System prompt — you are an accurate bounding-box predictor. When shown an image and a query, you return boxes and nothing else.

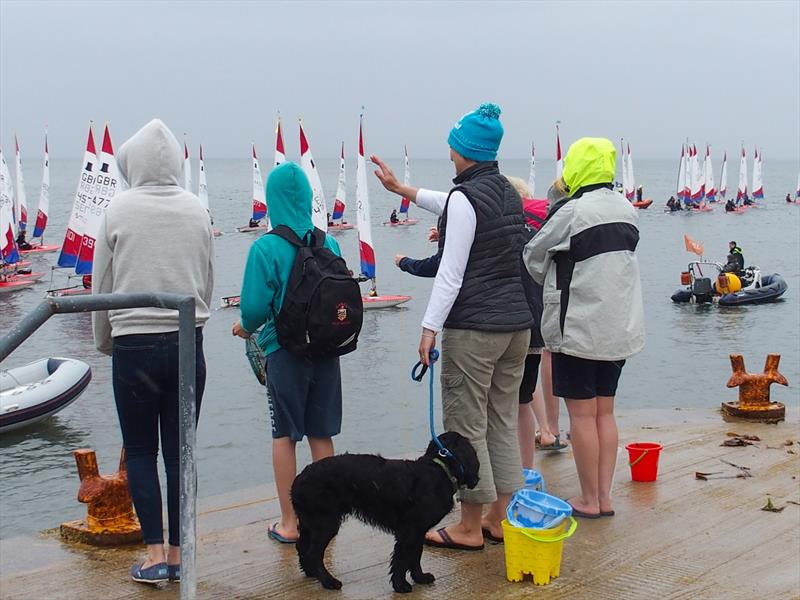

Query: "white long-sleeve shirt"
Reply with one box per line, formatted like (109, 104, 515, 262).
(416, 188, 477, 332)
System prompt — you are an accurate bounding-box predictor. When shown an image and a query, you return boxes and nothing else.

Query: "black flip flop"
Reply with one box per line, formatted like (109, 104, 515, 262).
(600, 510, 615, 517)
(481, 527, 503, 544)
(568, 503, 601, 519)
(424, 527, 484, 551)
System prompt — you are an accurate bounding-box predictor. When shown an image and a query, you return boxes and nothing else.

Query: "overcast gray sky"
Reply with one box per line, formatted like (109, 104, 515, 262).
(1, 1, 798, 160)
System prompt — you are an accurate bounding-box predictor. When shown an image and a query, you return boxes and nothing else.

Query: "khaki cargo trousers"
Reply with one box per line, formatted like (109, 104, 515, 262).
(440, 327, 529, 504)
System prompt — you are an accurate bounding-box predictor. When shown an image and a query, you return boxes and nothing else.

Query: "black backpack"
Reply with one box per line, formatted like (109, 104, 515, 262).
(269, 225, 363, 358)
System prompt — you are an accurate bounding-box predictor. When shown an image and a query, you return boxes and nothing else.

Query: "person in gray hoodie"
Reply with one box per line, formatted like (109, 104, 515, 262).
(92, 118, 214, 584)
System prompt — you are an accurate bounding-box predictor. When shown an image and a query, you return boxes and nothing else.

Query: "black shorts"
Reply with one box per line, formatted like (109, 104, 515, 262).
(551, 353, 625, 400)
(518, 353, 541, 404)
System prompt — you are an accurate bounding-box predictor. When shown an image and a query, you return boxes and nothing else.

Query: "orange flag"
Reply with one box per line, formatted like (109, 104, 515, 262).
(684, 234, 704, 256)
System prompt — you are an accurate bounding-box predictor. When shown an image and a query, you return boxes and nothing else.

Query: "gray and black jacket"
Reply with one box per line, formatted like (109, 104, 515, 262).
(522, 184, 644, 361)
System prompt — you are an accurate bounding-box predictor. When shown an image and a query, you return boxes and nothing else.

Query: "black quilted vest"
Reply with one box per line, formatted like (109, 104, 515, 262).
(438, 162, 533, 332)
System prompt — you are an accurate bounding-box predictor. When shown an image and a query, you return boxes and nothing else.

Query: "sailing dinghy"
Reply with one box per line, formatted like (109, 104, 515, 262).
(197, 144, 222, 236)
(299, 120, 329, 232)
(383, 146, 418, 226)
(329, 143, 354, 231)
(1, 151, 37, 293)
(356, 116, 411, 309)
(24, 130, 59, 253)
(237, 143, 269, 233)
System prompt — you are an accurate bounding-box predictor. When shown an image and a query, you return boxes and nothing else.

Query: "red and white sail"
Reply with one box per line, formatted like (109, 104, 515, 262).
(331, 143, 346, 223)
(0, 148, 19, 265)
(299, 120, 328, 232)
(736, 146, 748, 202)
(690, 144, 704, 203)
(183, 137, 192, 191)
(0, 148, 14, 235)
(32, 130, 50, 239)
(625, 143, 635, 201)
(704, 145, 716, 201)
(555, 124, 563, 180)
(14, 135, 27, 233)
(356, 116, 375, 281)
(274, 117, 286, 167)
(75, 123, 121, 274)
(58, 123, 97, 268)
(683, 144, 691, 202)
(528, 142, 536, 198)
(718, 151, 728, 200)
(197, 144, 209, 211)
(252, 144, 267, 224)
(751, 147, 764, 199)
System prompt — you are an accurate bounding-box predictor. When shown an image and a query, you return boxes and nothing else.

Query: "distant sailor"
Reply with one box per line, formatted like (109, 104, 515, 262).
(249, 218, 260, 228)
(636, 185, 643, 202)
(786, 193, 792, 203)
(725, 198, 737, 212)
(723, 241, 745, 273)
(389, 209, 399, 224)
(15, 230, 32, 250)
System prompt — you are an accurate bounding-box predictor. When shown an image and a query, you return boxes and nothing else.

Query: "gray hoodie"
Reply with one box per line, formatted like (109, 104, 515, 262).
(92, 119, 214, 355)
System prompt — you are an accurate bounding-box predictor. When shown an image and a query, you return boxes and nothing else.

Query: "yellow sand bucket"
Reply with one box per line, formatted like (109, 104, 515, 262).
(501, 516, 577, 585)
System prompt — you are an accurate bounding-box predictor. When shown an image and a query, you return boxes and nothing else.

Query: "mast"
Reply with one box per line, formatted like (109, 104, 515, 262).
(555, 122, 563, 180)
(14, 135, 27, 233)
(399, 145, 411, 220)
(252, 143, 266, 224)
(33, 129, 50, 240)
(356, 113, 377, 295)
(332, 142, 346, 223)
(183, 135, 192, 191)
(528, 142, 535, 198)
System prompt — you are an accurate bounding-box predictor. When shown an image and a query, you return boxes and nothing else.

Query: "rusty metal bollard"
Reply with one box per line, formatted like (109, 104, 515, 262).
(60, 448, 142, 546)
(722, 353, 787, 422)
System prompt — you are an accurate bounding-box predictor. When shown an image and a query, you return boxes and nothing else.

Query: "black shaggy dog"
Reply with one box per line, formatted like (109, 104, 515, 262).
(291, 431, 479, 593)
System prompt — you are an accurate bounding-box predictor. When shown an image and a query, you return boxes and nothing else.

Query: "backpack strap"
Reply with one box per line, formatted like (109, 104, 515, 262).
(310, 227, 326, 248)
(267, 225, 305, 247)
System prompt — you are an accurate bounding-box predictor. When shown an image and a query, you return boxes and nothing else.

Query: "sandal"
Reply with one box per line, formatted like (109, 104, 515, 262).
(481, 527, 503, 544)
(424, 527, 483, 551)
(268, 522, 297, 544)
(538, 434, 568, 451)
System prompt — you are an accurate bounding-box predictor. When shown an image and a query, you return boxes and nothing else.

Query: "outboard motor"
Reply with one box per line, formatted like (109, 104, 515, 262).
(692, 277, 714, 303)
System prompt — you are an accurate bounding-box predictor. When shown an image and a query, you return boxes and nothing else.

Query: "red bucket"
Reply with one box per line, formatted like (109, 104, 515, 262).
(626, 442, 662, 482)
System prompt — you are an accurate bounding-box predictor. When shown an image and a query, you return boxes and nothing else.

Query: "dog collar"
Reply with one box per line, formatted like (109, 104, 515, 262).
(432, 457, 460, 494)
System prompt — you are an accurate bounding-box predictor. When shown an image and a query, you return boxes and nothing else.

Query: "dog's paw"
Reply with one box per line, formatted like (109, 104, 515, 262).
(320, 576, 343, 590)
(412, 571, 435, 585)
(392, 579, 413, 594)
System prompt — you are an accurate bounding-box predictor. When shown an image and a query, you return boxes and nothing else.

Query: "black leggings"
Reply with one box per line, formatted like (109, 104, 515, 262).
(112, 329, 206, 546)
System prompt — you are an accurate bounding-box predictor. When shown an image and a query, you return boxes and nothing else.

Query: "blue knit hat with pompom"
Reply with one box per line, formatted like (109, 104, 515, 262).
(447, 103, 504, 162)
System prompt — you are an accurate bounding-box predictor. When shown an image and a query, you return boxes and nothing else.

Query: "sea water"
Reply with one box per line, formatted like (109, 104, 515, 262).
(1, 156, 798, 538)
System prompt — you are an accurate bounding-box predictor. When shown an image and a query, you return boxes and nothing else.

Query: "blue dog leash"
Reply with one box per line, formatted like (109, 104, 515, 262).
(411, 348, 452, 459)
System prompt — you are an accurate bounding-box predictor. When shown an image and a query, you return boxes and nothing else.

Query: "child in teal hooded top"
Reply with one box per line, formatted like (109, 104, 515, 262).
(237, 162, 341, 355)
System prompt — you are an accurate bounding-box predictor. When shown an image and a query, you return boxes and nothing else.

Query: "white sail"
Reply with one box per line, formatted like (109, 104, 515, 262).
(198, 144, 209, 211)
(676, 144, 686, 200)
(299, 120, 328, 232)
(356, 116, 375, 283)
(0, 149, 14, 237)
(626, 144, 635, 200)
(14, 135, 27, 233)
(620, 139, 628, 195)
(32, 131, 50, 239)
(528, 142, 536, 198)
(57, 123, 97, 268)
(0, 149, 18, 265)
(183, 137, 192, 191)
(704, 146, 716, 200)
(737, 146, 748, 202)
(75, 123, 122, 274)
(719, 152, 728, 200)
(752, 147, 764, 199)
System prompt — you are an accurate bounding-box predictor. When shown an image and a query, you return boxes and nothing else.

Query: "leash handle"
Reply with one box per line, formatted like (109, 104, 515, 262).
(411, 348, 440, 381)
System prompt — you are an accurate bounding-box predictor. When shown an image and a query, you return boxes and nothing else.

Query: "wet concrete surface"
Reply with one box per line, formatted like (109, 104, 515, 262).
(1, 412, 798, 599)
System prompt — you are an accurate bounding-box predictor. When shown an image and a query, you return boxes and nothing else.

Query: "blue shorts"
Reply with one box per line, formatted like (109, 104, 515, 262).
(265, 348, 342, 441)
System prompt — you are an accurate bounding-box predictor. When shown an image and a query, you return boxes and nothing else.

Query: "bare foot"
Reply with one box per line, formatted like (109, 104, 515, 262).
(598, 496, 614, 514)
(424, 524, 482, 548)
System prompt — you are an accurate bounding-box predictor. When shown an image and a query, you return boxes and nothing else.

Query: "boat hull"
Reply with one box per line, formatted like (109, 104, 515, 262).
(718, 274, 787, 306)
(632, 199, 653, 209)
(0, 278, 36, 294)
(362, 295, 411, 309)
(382, 219, 419, 227)
(328, 223, 355, 231)
(1, 357, 92, 433)
(237, 225, 269, 233)
(20, 244, 60, 254)
(220, 295, 240, 308)
(46, 286, 92, 297)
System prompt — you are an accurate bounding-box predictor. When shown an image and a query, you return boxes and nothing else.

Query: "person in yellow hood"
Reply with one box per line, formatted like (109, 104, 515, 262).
(523, 137, 644, 519)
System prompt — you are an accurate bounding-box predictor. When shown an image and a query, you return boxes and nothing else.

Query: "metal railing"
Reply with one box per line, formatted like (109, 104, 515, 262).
(0, 293, 198, 600)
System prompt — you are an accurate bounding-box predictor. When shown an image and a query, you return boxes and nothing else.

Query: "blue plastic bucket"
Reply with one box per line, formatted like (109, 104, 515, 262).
(522, 468, 545, 492)
(507, 489, 572, 530)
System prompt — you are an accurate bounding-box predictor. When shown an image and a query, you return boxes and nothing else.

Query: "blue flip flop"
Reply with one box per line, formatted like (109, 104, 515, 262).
(268, 522, 297, 544)
(131, 562, 168, 584)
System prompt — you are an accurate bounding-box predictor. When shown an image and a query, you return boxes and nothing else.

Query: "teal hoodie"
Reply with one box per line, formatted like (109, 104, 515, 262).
(239, 162, 341, 355)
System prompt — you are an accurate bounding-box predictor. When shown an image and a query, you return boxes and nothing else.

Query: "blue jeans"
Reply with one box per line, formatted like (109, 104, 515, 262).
(112, 329, 206, 546)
